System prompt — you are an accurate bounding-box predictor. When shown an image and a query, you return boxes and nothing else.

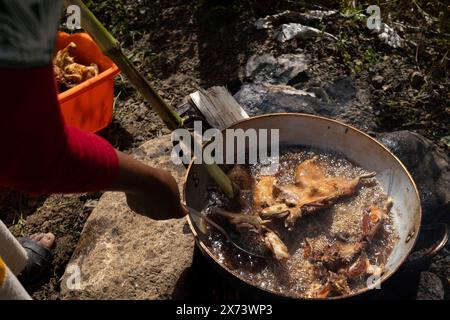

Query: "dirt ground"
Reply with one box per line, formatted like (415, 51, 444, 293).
(0, 0, 448, 299)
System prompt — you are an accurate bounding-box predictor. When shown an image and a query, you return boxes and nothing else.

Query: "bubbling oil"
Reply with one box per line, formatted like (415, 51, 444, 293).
(205, 146, 398, 298)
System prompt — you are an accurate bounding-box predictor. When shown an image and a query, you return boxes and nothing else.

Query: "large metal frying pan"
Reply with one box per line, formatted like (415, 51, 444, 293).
(183, 113, 443, 299)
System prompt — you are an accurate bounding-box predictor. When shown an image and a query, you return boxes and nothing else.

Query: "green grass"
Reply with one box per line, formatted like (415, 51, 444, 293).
(85, 0, 131, 41)
(7, 193, 28, 236)
(9, 213, 27, 237)
(337, 34, 380, 74)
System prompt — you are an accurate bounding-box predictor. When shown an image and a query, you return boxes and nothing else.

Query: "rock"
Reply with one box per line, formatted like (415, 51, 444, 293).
(371, 75, 384, 89)
(323, 76, 356, 103)
(441, 136, 450, 149)
(275, 23, 338, 42)
(254, 10, 338, 30)
(83, 199, 98, 210)
(60, 134, 194, 300)
(304, 10, 339, 21)
(234, 82, 323, 116)
(417, 272, 445, 300)
(255, 10, 293, 30)
(234, 77, 377, 131)
(410, 71, 425, 89)
(245, 53, 308, 85)
(371, 22, 405, 49)
(376, 131, 450, 223)
(429, 240, 450, 292)
(351, 11, 404, 48)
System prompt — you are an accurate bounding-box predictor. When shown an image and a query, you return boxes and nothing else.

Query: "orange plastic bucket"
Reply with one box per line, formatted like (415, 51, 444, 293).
(56, 32, 120, 133)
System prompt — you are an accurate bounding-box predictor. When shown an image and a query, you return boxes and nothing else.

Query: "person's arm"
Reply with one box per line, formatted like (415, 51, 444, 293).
(0, 1, 185, 220)
(0, 65, 185, 220)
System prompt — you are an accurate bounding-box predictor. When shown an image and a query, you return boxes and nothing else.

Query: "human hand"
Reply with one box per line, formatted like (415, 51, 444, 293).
(125, 168, 187, 220)
(110, 151, 187, 220)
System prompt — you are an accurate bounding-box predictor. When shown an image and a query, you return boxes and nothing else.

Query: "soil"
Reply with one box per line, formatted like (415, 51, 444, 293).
(0, 0, 448, 299)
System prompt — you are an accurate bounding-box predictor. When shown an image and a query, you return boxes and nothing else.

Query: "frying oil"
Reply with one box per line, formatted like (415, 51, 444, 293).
(205, 147, 398, 298)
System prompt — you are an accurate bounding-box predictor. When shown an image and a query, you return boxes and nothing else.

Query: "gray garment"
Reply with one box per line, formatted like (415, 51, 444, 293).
(0, 220, 31, 300)
(0, 220, 27, 275)
(0, 266, 32, 300)
(0, 0, 64, 68)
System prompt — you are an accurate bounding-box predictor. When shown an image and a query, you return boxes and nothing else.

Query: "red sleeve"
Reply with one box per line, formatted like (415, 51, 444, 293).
(0, 66, 119, 195)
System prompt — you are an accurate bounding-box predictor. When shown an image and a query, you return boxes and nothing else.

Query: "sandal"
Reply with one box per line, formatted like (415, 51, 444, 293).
(17, 237, 53, 289)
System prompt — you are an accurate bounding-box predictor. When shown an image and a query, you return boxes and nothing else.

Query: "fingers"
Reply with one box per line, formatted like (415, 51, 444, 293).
(125, 192, 187, 220)
(28, 232, 56, 249)
(29, 233, 44, 241)
(40, 233, 56, 248)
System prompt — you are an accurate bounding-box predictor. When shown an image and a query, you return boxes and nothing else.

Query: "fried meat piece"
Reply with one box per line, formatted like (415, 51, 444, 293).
(260, 156, 375, 228)
(253, 176, 277, 209)
(53, 42, 99, 90)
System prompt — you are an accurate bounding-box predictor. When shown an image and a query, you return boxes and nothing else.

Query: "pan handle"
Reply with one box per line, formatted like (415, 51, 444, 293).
(405, 223, 449, 270)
